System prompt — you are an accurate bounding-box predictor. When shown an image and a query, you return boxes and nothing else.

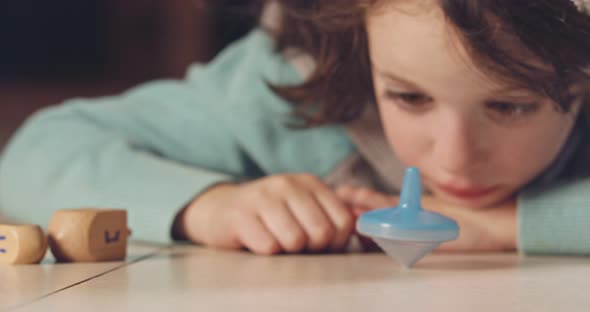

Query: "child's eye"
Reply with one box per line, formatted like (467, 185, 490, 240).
(384, 90, 432, 110)
(485, 101, 541, 123)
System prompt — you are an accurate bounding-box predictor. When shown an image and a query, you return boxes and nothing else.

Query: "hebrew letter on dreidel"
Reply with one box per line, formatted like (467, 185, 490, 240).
(104, 230, 120, 244)
(48, 209, 130, 262)
(0, 224, 48, 265)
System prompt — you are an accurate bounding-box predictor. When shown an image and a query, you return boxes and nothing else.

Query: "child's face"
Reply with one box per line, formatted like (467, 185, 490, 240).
(366, 2, 579, 208)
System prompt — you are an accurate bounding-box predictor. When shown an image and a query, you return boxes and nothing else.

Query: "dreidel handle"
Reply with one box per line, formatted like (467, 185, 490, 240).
(399, 167, 423, 212)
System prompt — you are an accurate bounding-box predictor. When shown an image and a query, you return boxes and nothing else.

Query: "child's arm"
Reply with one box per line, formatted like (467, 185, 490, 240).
(0, 80, 236, 244)
(518, 179, 590, 255)
(0, 29, 353, 246)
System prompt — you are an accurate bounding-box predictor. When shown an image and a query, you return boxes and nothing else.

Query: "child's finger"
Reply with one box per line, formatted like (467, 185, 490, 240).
(335, 185, 357, 203)
(235, 214, 282, 255)
(352, 187, 396, 208)
(286, 190, 336, 252)
(352, 206, 369, 218)
(337, 185, 397, 209)
(258, 202, 308, 253)
(311, 185, 356, 252)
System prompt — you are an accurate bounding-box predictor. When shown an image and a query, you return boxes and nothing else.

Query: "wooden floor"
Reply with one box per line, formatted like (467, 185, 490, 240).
(2, 244, 590, 312)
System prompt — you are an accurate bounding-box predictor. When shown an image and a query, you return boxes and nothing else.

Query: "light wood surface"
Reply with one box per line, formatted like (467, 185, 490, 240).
(5, 244, 590, 312)
(0, 244, 162, 311)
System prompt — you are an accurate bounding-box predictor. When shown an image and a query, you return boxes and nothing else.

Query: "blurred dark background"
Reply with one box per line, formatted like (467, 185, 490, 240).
(0, 0, 260, 147)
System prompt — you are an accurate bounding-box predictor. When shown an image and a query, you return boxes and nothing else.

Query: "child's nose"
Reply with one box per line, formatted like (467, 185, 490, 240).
(432, 117, 484, 175)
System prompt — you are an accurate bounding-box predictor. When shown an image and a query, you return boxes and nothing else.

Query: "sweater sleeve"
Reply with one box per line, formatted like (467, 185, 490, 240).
(0, 29, 300, 244)
(518, 178, 590, 255)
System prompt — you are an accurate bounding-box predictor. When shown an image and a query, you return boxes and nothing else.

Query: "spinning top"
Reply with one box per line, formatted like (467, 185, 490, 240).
(356, 167, 459, 268)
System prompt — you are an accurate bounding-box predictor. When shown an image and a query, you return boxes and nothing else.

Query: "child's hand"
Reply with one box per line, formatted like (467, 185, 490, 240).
(179, 174, 356, 255)
(335, 186, 517, 252)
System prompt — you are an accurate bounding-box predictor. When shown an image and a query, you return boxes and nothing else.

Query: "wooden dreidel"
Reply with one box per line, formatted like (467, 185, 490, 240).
(0, 224, 48, 265)
(48, 209, 130, 262)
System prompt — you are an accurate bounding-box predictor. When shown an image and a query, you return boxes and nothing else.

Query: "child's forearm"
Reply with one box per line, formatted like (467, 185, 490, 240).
(417, 196, 517, 252)
(518, 179, 590, 255)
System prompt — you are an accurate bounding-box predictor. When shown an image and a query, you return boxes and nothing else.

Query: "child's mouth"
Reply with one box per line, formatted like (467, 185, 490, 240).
(435, 183, 499, 199)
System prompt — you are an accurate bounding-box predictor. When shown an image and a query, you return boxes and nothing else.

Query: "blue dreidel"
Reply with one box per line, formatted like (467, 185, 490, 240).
(356, 167, 459, 268)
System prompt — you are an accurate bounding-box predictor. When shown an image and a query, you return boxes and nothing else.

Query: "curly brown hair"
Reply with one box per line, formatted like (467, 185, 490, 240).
(264, 0, 590, 126)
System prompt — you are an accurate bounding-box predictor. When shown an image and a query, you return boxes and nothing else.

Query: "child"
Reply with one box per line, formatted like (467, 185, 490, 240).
(0, 0, 589, 256)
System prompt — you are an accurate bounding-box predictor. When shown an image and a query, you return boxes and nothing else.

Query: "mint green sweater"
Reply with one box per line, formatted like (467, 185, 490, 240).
(1, 29, 589, 255)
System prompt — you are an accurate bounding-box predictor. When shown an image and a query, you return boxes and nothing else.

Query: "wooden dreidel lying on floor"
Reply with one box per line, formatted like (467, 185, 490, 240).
(48, 209, 130, 262)
(357, 167, 460, 269)
(0, 224, 48, 264)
